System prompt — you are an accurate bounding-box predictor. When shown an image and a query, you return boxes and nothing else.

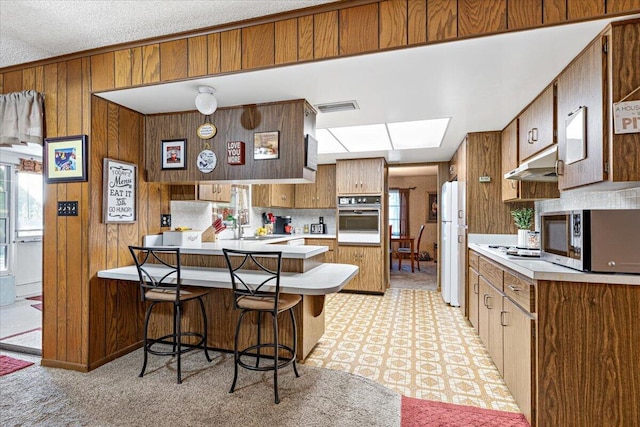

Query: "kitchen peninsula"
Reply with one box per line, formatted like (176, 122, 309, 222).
(97, 237, 357, 363)
(469, 243, 640, 426)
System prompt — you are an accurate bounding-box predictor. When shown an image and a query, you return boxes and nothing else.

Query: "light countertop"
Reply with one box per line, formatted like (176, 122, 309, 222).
(470, 243, 640, 285)
(97, 262, 358, 295)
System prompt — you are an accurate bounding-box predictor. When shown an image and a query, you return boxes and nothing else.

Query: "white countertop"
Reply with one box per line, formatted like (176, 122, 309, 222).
(97, 262, 358, 295)
(469, 243, 640, 285)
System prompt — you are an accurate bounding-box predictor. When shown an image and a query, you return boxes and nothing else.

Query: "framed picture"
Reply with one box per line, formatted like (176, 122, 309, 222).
(427, 192, 438, 222)
(253, 131, 279, 160)
(44, 134, 88, 183)
(161, 139, 186, 169)
(103, 158, 137, 223)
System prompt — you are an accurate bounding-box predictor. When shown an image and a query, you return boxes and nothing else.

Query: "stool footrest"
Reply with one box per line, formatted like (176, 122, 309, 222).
(237, 343, 296, 372)
(146, 332, 207, 357)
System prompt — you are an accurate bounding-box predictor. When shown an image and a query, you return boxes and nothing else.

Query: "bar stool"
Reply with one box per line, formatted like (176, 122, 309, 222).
(128, 245, 212, 384)
(222, 248, 301, 404)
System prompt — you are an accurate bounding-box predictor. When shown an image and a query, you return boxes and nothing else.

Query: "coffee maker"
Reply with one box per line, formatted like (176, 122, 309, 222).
(274, 216, 292, 234)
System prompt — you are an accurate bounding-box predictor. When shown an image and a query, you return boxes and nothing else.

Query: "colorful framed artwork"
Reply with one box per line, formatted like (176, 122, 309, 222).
(161, 139, 186, 169)
(253, 131, 279, 160)
(44, 134, 88, 183)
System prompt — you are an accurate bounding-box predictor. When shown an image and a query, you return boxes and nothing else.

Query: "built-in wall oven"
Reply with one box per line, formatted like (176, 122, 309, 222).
(337, 195, 381, 244)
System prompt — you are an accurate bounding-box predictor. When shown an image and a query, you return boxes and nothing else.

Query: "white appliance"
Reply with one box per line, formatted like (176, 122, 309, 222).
(441, 181, 460, 306)
(337, 195, 382, 244)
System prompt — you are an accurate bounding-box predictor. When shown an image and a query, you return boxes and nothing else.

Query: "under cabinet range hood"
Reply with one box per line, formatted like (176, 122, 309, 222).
(504, 145, 558, 182)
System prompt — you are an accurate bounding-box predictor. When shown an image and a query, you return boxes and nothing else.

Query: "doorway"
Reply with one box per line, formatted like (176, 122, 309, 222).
(0, 156, 43, 355)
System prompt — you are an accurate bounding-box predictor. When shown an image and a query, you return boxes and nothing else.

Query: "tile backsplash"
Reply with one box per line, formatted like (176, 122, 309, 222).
(535, 185, 640, 227)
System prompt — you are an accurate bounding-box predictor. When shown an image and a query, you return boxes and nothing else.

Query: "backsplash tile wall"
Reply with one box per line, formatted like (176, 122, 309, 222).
(250, 208, 336, 234)
(535, 186, 640, 227)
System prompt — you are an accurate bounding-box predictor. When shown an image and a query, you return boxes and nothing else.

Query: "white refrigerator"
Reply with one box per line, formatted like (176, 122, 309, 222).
(441, 181, 460, 306)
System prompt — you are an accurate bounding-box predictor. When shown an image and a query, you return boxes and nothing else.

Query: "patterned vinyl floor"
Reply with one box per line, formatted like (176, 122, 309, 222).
(303, 288, 520, 413)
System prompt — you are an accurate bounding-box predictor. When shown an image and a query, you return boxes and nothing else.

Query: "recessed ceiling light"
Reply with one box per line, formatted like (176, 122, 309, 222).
(329, 124, 391, 152)
(387, 118, 450, 149)
(316, 129, 347, 153)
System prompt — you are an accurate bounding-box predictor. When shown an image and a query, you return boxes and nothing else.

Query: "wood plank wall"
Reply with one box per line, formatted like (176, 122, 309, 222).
(1, 0, 638, 370)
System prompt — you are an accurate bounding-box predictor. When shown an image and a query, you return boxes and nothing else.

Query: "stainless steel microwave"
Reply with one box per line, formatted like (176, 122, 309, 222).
(540, 209, 640, 273)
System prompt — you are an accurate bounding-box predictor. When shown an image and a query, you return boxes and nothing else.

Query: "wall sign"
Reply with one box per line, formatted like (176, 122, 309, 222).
(103, 158, 137, 223)
(613, 100, 640, 134)
(227, 141, 245, 165)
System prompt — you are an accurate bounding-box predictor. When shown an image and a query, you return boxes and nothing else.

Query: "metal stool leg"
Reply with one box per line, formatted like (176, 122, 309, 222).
(289, 308, 299, 378)
(255, 311, 262, 368)
(229, 310, 246, 394)
(197, 297, 212, 362)
(139, 303, 154, 378)
(272, 312, 280, 404)
(176, 303, 182, 384)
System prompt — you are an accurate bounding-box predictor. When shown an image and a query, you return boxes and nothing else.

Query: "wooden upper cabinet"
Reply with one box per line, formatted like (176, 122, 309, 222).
(518, 84, 556, 162)
(160, 39, 188, 81)
(336, 158, 385, 194)
(502, 119, 559, 201)
(295, 164, 336, 208)
(242, 23, 275, 69)
(458, 0, 507, 37)
(339, 3, 379, 56)
(501, 119, 520, 201)
(556, 35, 606, 190)
(252, 183, 295, 208)
(170, 183, 231, 203)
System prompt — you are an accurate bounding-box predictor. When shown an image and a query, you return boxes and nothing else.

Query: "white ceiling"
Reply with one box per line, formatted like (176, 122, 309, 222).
(1, 1, 636, 173)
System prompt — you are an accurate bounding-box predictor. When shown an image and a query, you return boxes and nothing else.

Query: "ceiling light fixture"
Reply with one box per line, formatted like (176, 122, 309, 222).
(195, 85, 218, 115)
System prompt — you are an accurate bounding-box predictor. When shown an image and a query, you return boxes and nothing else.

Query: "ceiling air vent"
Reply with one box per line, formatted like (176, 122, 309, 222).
(315, 100, 359, 113)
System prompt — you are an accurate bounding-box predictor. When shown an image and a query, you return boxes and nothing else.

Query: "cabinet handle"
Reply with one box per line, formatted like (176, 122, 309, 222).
(458, 209, 463, 219)
(508, 285, 522, 292)
(555, 159, 564, 176)
(457, 235, 463, 243)
(500, 310, 507, 327)
(510, 181, 516, 189)
(527, 130, 532, 144)
(531, 127, 538, 142)
(473, 283, 479, 294)
(483, 294, 490, 308)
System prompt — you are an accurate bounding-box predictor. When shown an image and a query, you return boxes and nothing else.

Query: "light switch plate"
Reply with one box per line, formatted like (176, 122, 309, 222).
(479, 176, 491, 183)
(161, 214, 171, 227)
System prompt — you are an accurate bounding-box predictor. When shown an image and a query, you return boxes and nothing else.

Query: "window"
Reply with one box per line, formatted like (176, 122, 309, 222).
(16, 171, 43, 239)
(0, 165, 10, 272)
(389, 189, 400, 237)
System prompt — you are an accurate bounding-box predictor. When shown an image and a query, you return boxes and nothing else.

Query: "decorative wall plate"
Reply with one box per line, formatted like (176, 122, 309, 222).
(197, 149, 217, 173)
(197, 123, 217, 139)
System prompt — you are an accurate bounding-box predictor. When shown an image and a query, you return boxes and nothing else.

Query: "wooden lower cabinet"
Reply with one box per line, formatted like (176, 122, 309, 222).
(468, 267, 480, 330)
(479, 277, 504, 375)
(306, 238, 336, 263)
(503, 296, 535, 425)
(337, 245, 384, 293)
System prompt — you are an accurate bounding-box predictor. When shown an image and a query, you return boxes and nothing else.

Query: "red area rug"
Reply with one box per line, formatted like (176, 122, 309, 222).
(26, 295, 42, 301)
(401, 396, 530, 427)
(0, 355, 34, 376)
(31, 303, 43, 311)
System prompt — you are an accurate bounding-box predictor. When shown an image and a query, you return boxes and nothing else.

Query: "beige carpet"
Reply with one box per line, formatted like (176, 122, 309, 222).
(390, 260, 437, 291)
(0, 348, 400, 427)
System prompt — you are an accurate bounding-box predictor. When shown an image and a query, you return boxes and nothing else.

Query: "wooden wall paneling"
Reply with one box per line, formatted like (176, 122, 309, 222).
(221, 29, 242, 72)
(427, 0, 457, 41)
(567, 0, 605, 19)
(22, 67, 35, 89)
(57, 61, 68, 141)
(160, 39, 188, 81)
(543, 0, 568, 23)
(0, 73, 4, 92)
(114, 49, 132, 88)
(55, 181, 68, 361)
(80, 57, 91, 365)
(408, 0, 428, 44)
(130, 47, 143, 87)
(339, 3, 379, 55)
(242, 23, 275, 69)
(207, 33, 221, 75)
(188, 35, 208, 77)
(65, 58, 85, 364)
(380, 0, 408, 48)
(89, 96, 109, 363)
(3, 70, 22, 92)
(314, 11, 339, 59)
(508, 0, 543, 29)
(611, 21, 640, 181)
(607, 0, 640, 13)
(89, 53, 114, 92)
(142, 44, 160, 84)
(458, 0, 507, 37)
(275, 18, 299, 64)
(298, 15, 314, 61)
(42, 63, 58, 362)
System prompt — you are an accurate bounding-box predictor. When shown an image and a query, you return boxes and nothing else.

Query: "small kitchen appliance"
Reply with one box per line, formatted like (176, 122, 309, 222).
(310, 216, 327, 234)
(274, 216, 292, 234)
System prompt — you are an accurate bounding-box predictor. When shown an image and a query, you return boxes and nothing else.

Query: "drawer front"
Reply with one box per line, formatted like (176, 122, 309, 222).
(504, 270, 534, 313)
(306, 238, 336, 251)
(469, 250, 480, 271)
(479, 257, 503, 291)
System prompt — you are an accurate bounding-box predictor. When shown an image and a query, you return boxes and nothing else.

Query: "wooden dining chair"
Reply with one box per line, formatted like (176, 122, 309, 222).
(397, 224, 425, 271)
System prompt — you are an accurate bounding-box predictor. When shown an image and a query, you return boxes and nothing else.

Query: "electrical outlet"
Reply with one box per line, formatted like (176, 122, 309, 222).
(161, 214, 171, 227)
(479, 176, 491, 183)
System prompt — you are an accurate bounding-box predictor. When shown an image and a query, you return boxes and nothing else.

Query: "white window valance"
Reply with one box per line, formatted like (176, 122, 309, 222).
(0, 90, 44, 146)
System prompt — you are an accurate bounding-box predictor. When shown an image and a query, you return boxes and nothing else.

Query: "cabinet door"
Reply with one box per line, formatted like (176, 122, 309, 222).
(338, 246, 362, 290)
(478, 277, 492, 351)
(468, 267, 480, 332)
(503, 297, 535, 426)
(336, 159, 384, 195)
(556, 36, 606, 190)
(519, 84, 555, 161)
(316, 164, 336, 208)
(272, 184, 294, 208)
(336, 160, 360, 194)
(502, 119, 520, 201)
(198, 184, 231, 202)
(360, 158, 384, 194)
(487, 283, 504, 375)
(338, 246, 383, 293)
(294, 182, 315, 208)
